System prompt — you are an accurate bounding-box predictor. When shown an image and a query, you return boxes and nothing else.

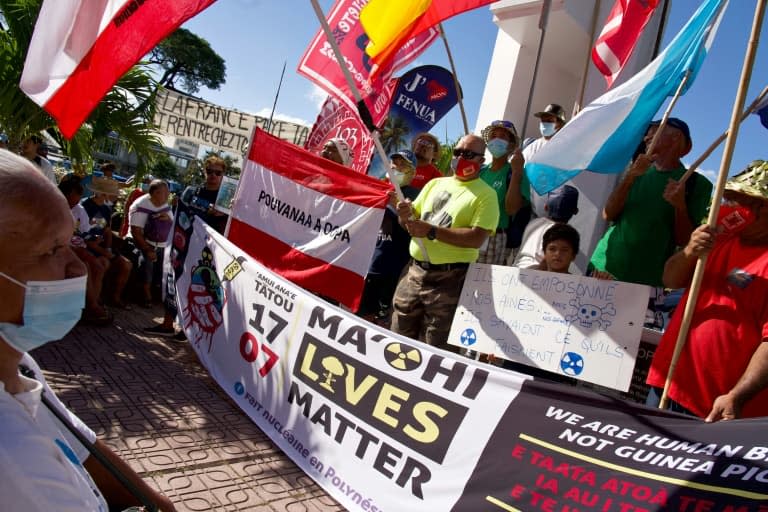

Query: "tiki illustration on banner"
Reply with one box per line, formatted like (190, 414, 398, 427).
(369, 65, 460, 178)
(183, 246, 226, 352)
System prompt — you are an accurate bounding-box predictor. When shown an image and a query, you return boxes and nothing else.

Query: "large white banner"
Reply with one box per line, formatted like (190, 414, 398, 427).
(176, 219, 768, 512)
(448, 264, 649, 391)
(154, 89, 310, 153)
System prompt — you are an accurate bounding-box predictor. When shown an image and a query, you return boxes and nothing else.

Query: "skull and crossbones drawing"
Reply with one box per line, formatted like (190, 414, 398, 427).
(567, 297, 616, 331)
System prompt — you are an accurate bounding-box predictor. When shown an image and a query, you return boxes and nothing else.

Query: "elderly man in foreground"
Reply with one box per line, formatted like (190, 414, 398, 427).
(0, 150, 176, 511)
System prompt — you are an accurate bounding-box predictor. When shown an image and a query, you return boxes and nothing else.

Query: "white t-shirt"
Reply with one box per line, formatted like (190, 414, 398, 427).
(0, 354, 107, 511)
(70, 204, 90, 235)
(36, 156, 57, 184)
(513, 217, 580, 274)
(128, 194, 174, 247)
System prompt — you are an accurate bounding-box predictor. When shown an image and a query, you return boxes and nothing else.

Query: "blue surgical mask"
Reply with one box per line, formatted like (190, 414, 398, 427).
(487, 138, 510, 158)
(0, 272, 86, 353)
(540, 122, 557, 137)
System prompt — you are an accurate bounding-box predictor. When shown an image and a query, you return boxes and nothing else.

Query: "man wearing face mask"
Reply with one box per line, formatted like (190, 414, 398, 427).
(589, 118, 712, 287)
(507, 104, 568, 220)
(646, 160, 768, 421)
(390, 134, 499, 352)
(477, 120, 522, 264)
(0, 150, 176, 511)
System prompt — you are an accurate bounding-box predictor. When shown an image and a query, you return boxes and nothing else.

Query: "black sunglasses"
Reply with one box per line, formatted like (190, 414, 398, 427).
(205, 168, 224, 176)
(453, 148, 483, 160)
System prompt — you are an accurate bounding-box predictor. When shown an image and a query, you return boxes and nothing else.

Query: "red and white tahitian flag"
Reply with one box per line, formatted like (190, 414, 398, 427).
(591, 0, 660, 88)
(227, 129, 391, 310)
(20, 0, 216, 139)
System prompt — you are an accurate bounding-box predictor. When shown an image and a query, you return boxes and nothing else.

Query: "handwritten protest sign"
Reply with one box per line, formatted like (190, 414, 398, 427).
(449, 264, 649, 391)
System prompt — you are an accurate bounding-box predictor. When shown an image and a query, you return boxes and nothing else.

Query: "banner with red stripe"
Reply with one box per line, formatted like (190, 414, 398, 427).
(21, 0, 215, 138)
(227, 129, 391, 310)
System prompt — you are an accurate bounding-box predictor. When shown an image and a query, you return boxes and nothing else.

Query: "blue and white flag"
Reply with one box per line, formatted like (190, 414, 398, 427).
(526, 0, 728, 195)
(754, 91, 768, 129)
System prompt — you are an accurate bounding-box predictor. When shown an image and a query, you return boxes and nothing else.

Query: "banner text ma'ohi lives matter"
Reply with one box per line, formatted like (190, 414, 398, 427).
(177, 220, 768, 512)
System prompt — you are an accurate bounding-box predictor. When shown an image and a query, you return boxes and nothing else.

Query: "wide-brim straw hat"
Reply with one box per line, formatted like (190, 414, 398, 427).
(725, 160, 768, 200)
(88, 176, 120, 196)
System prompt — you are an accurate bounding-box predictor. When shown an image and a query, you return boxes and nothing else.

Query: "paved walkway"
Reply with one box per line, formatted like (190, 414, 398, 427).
(32, 305, 343, 512)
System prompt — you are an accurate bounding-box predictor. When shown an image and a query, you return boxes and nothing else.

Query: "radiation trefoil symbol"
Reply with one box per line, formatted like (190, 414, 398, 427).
(560, 352, 584, 376)
(460, 328, 477, 346)
(384, 343, 422, 371)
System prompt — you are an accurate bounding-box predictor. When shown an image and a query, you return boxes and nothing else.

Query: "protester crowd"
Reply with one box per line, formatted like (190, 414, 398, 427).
(0, 111, 765, 510)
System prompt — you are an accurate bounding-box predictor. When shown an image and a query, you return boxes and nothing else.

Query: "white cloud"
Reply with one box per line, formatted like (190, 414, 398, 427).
(698, 168, 718, 183)
(307, 84, 328, 110)
(250, 108, 311, 127)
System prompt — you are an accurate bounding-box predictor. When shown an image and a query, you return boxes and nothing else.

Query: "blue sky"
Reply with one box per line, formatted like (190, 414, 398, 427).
(182, 0, 767, 180)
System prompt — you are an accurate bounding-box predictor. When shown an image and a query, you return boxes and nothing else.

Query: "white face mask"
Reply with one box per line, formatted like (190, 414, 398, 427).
(540, 122, 557, 137)
(0, 272, 86, 352)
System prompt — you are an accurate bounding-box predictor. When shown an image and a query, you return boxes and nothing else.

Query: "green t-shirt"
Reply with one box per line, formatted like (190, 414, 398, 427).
(590, 166, 713, 287)
(410, 176, 499, 264)
(479, 162, 511, 230)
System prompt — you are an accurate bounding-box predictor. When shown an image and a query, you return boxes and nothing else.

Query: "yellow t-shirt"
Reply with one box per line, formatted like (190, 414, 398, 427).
(409, 176, 499, 263)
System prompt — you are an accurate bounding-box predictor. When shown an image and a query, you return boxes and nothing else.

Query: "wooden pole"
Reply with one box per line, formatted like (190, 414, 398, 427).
(308, 0, 431, 260)
(573, 0, 602, 117)
(678, 86, 768, 184)
(438, 23, 470, 135)
(521, 0, 552, 139)
(660, 0, 766, 410)
(644, 70, 690, 156)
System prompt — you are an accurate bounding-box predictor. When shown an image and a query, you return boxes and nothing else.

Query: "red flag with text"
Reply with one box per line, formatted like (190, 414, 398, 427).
(360, 0, 496, 74)
(591, 0, 660, 88)
(228, 129, 391, 310)
(298, 0, 437, 128)
(20, 0, 215, 138)
(305, 96, 378, 174)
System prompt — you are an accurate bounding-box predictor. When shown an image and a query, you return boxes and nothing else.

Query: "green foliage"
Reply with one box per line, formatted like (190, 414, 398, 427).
(0, 0, 161, 170)
(150, 154, 180, 180)
(436, 138, 458, 176)
(379, 116, 410, 154)
(149, 28, 226, 94)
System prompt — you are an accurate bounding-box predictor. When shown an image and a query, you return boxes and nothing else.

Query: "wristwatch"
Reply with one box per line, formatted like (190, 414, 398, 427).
(427, 226, 438, 241)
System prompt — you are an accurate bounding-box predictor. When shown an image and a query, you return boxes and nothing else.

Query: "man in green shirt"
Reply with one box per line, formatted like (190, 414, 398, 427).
(590, 118, 712, 287)
(477, 120, 521, 265)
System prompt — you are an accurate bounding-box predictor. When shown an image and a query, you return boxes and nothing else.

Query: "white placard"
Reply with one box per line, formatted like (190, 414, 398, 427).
(448, 264, 649, 391)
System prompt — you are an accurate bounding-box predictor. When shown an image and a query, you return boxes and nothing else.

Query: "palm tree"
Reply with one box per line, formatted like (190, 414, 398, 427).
(379, 115, 411, 154)
(0, 0, 161, 170)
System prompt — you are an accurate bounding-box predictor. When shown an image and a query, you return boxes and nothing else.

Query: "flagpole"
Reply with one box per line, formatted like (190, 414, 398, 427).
(308, 0, 431, 261)
(678, 86, 768, 184)
(266, 60, 287, 134)
(438, 23, 470, 135)
(521, 0, 552, 139)
(660, 0, 766, 410)
(574, 0, 602, 117)
(643, 70, 690, 156)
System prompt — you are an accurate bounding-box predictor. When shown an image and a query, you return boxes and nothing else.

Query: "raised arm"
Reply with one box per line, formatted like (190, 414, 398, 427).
(505, 150, 528, 216)
(662, 224, 716, 289)
(602, 154, 653, 221)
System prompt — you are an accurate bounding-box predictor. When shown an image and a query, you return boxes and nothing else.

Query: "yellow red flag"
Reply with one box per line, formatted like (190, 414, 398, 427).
(360, 0, 496, 73)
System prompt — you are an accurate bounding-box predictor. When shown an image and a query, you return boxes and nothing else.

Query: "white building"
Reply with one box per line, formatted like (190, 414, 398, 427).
(476, 0, 668, 271)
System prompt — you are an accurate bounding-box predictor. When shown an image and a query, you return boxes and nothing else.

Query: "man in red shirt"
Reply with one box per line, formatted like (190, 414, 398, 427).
(646, 160, 768, 421)
(410, 132, 443, 189)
